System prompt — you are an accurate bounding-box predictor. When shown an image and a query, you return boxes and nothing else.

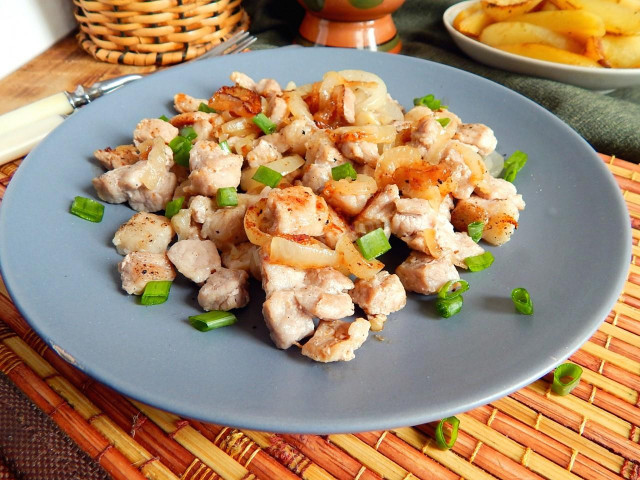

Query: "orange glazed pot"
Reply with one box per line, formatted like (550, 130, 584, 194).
(296, 0, 405, 53)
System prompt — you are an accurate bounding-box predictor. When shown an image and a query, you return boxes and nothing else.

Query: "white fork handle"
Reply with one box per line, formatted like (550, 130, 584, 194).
(0, 92, 73, 134)
(0, 115, 65, 167)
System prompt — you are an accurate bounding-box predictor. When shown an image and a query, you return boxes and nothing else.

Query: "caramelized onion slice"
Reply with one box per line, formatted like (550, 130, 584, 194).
(266, 154, 306, 176)
(422, 228, 443, 258)
(335, 234, 384, 280)
(375, 146, 423, 188)
(244, 198, 272, 247)
(331, 125, 397, 144)
(270, 236, 340, 269)
(141, 137, 169, 190)
(325, 174, 378, 197)
(209, 85, 262, 118)
(338, 70, 387, 113)
(241, 155, 306, 194)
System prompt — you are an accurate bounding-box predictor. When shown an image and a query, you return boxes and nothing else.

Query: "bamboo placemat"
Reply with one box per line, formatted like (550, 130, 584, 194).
(0, 154, 638, 480)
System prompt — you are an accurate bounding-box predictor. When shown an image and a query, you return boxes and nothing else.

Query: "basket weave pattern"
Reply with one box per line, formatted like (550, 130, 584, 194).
(73, 0, 249, 66)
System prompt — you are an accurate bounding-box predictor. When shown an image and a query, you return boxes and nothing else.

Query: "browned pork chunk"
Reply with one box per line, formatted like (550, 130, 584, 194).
(92, 160, 177, 212)
(396, 251, 459, 295)
(113, 212, 174, 255)
(454, 123, 498, 157)
(94, 145, 139, 170)
(281, 119, 316, 155)
(246, 138, 282, 168)
(318, 205, 355, 249)
(474, 173, 525, 206)
(187, 141, 243, 196)
(173, 93, 208, 113)
(391, 198, 437, 238)
(170, 111, 219, 141)
(294, 267, 355, 320)
(265, 186, 329, 237)
(353, 184, 399, 237)
(340, 141, 379, 166)
(221, 242, 261, 280)
(437, 141, 480, 200)
(301, 318, 370, 363)
(263, 290, 315, 350)
(198, 268, 249, 311)
(451, 195, 523, 246)
(118, 252, 176, 295)
(201, 205, 248, 248)
(133, 118, 179, 147)
(256, 78, 282, 97)
(267, 96, 288, 126)
(260, 252, 355, 349)
(167, 239, 221, 284)
(351, 271, 407, 316)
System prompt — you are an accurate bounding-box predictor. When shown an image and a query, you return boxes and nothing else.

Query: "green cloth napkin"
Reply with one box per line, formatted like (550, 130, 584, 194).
(243, 0, 640, 162)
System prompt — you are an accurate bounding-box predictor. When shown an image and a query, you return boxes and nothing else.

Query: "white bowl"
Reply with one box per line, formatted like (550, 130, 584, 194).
(443, 0, 640, 90)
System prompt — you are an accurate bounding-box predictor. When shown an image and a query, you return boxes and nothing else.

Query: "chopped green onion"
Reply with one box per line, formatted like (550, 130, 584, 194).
(159, 114, 170, 122)
(464, 251, 494, 272)
(502, 150, 528, 182)
(437, 279, 469, 300)
(219, 140, 231, 153)
(252, 112, 277, 134)
(169, 136, 192, 167)
(70, 196, 104, 223)
(413, 94, 446, 110)
(435, 295, 463, 318)
(435, 416, 460, 450)
(216, 187, 238, 207)
(552, 363, 583, 396)
(179, 126, 197, 142)
(356, 228, 391, 260)
(467, 221, 484, 243)
(331, 162, 358, 181)
(511, 287, 533, 315)
(436, 118, 451, 128)
(198, 102, 216, 113)
(189, 310, 238, 331)
(140, 281, 172, 306)
(164, 197, 184, 219)
(252, 165, 282, 187)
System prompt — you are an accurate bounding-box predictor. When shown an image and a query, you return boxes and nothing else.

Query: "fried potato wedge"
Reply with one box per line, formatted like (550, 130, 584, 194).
(599, 34, 640, 67)
(583, 36, 605, 62)
(454, 5, 495, 36)
(481, 0, 544, 20)
(509, 10, 606, 41)
(497, 43, 604, 66)
(454, 1, 483, 20)
(547, 0, 578, 8)
(539, 0, 560, 10)
(452, 0, 640, 69)
(600, 0, 640, 10)
(479, 21, 583, 52)
(554, 0, 640, 34)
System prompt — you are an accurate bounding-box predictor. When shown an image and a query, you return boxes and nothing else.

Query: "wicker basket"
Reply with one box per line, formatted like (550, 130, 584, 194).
(73, 0, 249, 66)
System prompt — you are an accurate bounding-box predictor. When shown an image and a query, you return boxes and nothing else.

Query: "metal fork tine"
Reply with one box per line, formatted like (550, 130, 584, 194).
(197, 32, 244, 60)
(223, 36, 257, 56)
(197, 30, 254, 61)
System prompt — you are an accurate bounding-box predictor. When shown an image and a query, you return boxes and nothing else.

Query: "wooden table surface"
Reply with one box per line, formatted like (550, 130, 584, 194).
(0, 33, 157, 116)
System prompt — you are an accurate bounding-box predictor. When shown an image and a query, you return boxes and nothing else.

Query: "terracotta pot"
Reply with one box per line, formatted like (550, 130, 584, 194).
(296, 0, 405, 53)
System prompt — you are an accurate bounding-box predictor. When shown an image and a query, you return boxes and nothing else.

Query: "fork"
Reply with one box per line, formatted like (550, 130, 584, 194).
(198, 30, 257, 61)
(0, 30, 257, 166)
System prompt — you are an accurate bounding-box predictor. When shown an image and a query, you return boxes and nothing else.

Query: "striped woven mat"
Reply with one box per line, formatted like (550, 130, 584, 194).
(0, 154, 638, 480)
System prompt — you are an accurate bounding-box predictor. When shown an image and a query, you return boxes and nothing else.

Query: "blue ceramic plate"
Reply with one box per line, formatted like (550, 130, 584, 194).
(0, 48, 630, 434)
